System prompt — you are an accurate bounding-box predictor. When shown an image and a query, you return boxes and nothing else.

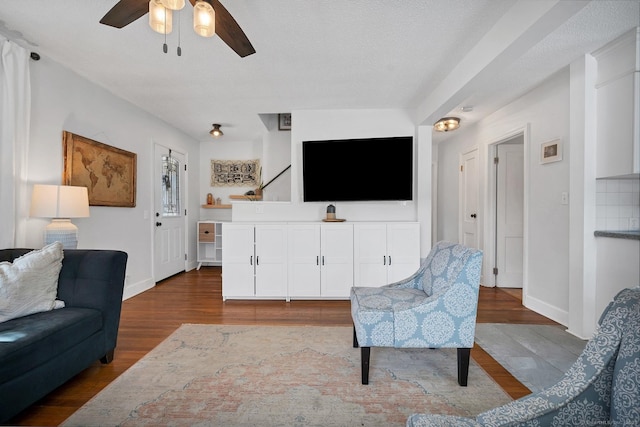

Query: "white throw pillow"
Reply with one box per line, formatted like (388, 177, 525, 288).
(0, 242, 64, 323)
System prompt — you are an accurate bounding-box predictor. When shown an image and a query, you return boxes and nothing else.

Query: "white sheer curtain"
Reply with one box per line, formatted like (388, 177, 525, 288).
(0, 38, 31, 248)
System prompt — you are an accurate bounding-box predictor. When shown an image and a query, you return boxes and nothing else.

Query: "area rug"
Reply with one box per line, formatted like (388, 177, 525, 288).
(62, 325, 511, 426)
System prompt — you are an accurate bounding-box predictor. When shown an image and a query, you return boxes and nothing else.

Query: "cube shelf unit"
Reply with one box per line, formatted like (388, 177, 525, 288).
(197, 221, 223, 269)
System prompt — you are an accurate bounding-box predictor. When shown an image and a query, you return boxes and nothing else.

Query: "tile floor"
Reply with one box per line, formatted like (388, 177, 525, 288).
(475, 323, 587, 392)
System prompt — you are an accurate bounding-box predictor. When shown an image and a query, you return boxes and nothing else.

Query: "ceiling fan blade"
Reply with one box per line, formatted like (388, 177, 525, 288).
(190, 0, 256, 57)
(100, 0, 150, 28)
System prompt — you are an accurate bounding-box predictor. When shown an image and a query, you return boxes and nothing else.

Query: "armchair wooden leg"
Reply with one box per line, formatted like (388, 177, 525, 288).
(457, 348, 471, 386)
(361, 347, 370, 385)
(353, 325, 359, 348)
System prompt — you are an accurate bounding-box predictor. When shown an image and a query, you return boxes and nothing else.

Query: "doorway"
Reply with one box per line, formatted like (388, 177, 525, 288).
(153, 144, 187, 282)
(459, 147, 479, 249)
(491, 135, 524, 288)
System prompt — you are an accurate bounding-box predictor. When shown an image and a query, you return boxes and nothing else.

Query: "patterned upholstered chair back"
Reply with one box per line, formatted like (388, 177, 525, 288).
(421, 241, 479, 297)
(406, 287, 640, 427)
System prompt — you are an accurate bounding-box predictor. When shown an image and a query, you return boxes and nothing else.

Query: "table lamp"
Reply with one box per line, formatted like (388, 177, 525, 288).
(29, 184, 90, 249)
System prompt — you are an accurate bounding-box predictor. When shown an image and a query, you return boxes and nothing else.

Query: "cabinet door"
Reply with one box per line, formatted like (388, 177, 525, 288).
(387, 223, 420, 283)
(288, 224, 321, 297)
(353, 223, 387, 287)
(321, 224, 354, 297)
(255, 225, 288, 298)
(222, 224, 255, 298)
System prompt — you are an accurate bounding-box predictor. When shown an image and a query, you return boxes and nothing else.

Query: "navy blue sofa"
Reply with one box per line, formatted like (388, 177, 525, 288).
(0, 248, 128, 423)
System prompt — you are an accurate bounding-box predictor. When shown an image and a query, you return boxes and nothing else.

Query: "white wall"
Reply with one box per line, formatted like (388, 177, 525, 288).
(230, 109, 422, 225)
(436, 69, 571, 324)
(25, 56, 200, 299)
(198, 137, 262, 223)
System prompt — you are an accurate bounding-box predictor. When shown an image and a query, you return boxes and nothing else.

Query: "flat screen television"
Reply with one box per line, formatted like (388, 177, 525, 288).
(302, 136, 413, 202)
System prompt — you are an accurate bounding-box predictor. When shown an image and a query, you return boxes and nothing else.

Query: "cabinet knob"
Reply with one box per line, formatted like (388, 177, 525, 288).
(156, 222, 162, 227)
(204, 230, 209, 234)
(470, 213, 477, 218)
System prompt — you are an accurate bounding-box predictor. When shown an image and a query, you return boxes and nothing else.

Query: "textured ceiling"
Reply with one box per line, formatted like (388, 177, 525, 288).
(0, 1, 638, 143)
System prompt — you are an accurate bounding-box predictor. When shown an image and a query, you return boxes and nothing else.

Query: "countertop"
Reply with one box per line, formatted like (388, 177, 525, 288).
(594, 230, 640, 240)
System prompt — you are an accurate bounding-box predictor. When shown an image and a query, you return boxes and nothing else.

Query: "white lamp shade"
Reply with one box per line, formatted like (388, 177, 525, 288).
(193, 0, 215, 37)
(30, 185, 90, 218)
(149, 0, 173, 34)
(160, 0, 185, 10)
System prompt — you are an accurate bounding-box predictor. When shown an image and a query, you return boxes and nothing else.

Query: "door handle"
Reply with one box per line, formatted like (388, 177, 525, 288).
(470, 213, 477, 218)
(256, 256, 259, 265)
(250, 256, 253, 265)
(388, 256, 391, 265)
(156, 222, 162, 227)
(383, 256, 386, 265)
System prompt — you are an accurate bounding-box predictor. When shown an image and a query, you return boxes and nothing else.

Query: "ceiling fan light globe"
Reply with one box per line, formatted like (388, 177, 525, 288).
(160, 0, 185, 11)
(193, 0, 216, 37)
(149, 0, 173, 34)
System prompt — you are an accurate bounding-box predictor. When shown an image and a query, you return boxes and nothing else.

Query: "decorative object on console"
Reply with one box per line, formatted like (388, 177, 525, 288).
(209, 124, 223, 138)
(206, 193, 213, 205)
(211, 159, 260, 187)
(434, 117, 460, 132)
(326, 204, 336, 220)
(29, 184, 90, 249)
(322, 203, 345, 222)
(63, 131, 137, 207)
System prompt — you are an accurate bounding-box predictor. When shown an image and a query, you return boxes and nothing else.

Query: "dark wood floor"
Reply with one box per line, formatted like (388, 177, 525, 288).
(7, 267, 559, 426)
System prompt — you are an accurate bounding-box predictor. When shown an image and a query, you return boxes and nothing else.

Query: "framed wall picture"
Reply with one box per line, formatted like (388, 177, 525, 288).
(63, 131, 137, 207)
(540, 139, 562, 164)
(278, 113, 291, 130)
(210, 159, 260, 187)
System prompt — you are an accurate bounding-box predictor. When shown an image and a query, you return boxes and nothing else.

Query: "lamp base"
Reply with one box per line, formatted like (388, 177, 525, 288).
(44, 219, 79, 249)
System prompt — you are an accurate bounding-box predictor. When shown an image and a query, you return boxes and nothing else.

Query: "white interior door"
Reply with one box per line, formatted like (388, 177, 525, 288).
(496, 143, 524, 288)
(154, 145, 186, 282)
(459, 148, 479, 249)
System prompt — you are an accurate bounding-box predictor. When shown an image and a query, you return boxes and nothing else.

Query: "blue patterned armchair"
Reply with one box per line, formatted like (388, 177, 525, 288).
(406, 286, 640, 427)
(351, 241, 483, 386)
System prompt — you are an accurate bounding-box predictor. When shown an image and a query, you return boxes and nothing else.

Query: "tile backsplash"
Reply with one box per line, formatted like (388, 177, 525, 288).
(596, 178, 640, 231)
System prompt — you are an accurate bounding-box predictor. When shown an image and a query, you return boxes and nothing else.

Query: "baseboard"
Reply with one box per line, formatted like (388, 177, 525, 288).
(523, 293, 568, 326)
(122, 278, 155, 300)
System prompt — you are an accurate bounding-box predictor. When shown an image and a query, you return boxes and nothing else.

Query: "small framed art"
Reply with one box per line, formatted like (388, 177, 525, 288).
(278, 113, 291, 131)
(540, 139, 562, 164)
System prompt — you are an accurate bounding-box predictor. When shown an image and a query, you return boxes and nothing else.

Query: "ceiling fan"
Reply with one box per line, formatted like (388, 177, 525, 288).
(100, 0, 255, 57)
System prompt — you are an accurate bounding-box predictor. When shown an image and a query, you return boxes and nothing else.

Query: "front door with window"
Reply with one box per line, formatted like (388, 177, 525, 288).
(154, 144, 186, 282)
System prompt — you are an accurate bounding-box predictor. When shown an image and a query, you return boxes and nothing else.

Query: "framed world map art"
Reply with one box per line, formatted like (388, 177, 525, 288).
(63, 131, 137, 207)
